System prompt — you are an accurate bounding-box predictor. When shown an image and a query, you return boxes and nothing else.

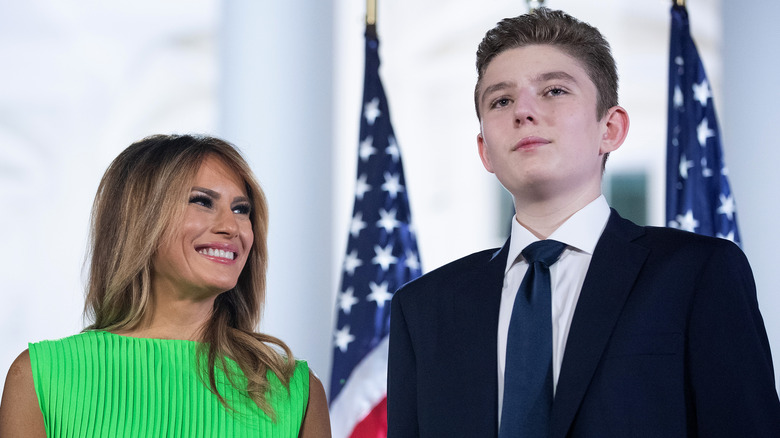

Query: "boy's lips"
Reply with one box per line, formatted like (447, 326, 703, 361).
(514, 136, 550, 150)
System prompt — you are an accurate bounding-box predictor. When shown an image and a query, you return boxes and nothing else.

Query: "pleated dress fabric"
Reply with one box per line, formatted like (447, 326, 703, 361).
(28, 331, 309, 437)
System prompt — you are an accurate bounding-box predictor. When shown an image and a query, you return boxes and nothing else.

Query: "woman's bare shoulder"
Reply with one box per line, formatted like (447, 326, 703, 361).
(0, 349, 46, 437)
(298, 369, 331, 438)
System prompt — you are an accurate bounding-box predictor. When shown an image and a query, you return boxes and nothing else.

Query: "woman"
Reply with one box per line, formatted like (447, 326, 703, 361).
(0, 135, 331, 437)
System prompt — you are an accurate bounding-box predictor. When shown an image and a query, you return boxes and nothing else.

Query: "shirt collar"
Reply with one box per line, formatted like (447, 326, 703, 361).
(505, 195, 611, 275)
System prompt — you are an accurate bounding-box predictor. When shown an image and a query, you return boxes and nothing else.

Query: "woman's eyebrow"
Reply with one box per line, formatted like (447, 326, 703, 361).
(192, 186, 250, 204)
(191, 186, 220, 199)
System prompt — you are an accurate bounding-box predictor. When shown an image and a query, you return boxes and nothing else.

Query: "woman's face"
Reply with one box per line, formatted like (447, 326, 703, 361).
(151, 155, 254, 301)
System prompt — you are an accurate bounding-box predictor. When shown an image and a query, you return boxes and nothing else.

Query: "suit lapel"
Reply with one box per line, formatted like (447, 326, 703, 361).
(452, 241, 508, 436)
(550, 211, 649, 438)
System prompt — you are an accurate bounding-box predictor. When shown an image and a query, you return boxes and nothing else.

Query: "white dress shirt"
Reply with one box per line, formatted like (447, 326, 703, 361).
(497, 195, 611, 420)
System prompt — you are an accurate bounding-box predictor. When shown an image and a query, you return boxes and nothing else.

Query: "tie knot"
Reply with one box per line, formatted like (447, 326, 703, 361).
(522, 240, 567, 267)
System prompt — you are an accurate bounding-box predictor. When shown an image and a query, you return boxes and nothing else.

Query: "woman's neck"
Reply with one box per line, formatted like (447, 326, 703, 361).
(114, 290, 216, 341)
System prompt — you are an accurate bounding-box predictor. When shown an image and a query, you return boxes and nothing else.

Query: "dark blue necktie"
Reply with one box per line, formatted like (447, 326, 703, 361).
(499, 240, 567, 438)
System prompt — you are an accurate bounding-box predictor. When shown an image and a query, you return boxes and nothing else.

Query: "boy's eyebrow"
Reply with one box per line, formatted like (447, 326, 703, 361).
(533, 70, 578, 84)
(479, 71, 579, 107)
(480, 81, 515, 106)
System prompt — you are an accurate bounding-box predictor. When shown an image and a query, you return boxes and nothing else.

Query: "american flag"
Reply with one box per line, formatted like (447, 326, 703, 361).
(328, 26, 422, 438)
(666, 4, 740, 244)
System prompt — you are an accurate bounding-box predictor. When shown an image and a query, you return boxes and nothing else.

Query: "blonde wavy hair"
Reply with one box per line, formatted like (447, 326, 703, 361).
(84, 134, 295, 415)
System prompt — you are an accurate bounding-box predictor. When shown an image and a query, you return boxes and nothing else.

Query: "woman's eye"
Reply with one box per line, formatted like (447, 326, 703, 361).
(233, 204, 251, 215)
(189, 195, 212, 208)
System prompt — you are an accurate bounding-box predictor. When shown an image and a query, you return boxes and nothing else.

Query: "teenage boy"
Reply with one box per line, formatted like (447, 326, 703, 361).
(388, 8, 780, 437)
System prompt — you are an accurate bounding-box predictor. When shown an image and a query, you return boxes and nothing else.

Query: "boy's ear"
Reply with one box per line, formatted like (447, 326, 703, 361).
(477, 132, 495, 173)
(599, 105, 630, 154)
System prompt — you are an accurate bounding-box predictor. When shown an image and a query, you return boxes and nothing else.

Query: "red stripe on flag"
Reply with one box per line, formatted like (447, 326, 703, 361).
(349, 397, 387, 438)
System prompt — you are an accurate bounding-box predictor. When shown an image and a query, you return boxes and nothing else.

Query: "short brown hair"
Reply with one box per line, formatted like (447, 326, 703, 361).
(474, 7, 618, 121)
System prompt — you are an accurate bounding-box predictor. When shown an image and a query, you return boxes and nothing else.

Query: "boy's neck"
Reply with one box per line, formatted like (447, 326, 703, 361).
(513, 188, 602, 239)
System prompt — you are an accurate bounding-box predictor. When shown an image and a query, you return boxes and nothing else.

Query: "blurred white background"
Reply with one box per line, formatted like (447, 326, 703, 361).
(1, 0, 778, 398)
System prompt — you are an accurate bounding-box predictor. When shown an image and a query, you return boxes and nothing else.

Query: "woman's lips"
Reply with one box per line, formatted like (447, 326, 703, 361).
(195, 243, 240, 264)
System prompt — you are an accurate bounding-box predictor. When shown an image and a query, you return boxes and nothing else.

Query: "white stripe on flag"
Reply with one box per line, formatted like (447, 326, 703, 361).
(329, 335, 389, 438)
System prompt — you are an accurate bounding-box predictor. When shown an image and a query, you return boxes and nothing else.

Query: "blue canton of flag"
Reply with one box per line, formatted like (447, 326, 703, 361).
(666, 4, 740, 244)
(328, 28, 422, 438)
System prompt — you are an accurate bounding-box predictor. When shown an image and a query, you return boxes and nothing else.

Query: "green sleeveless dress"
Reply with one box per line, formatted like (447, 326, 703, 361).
(28, 331, 308, 437)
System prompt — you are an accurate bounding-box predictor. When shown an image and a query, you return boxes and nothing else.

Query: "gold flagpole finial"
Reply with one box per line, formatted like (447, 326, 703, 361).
(366, 0, 377, 26)
(527, 0, 545, 11)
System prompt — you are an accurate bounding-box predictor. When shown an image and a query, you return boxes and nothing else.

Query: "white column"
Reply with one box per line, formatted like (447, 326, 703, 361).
(219, 0, 335, 386)
(723, 0, 780, 391)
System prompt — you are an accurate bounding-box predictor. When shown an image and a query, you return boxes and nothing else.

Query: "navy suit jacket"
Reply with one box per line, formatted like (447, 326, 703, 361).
(388, 210, 780, 437)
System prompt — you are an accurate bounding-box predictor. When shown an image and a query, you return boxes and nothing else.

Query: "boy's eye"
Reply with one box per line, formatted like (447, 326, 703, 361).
(189, 194, 212, 208)
(491, 97, 512, 109)
(546, 87, 567, 96)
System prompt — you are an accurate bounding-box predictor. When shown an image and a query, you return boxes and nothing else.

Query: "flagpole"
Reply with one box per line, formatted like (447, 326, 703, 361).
(527, 0, 545, 11)
(366, 0, 377, 37)
(366, 0, 376, 25)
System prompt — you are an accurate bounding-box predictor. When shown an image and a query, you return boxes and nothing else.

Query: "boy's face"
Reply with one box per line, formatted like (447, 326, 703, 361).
(476, 44, 616, 202)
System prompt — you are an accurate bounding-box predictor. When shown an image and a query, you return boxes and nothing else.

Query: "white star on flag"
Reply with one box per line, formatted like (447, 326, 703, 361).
(692, 78, 711, 106)
(338, 287, 359, 315)
(377, 208, 401, 233)
(382, 172, 404, 198)
(349, 212, 367, 238)
(386, 136, 400, 162)
(679, 154, 694, 179)
(359, 136, 377, 162)
(675, 210, 700, 233)
(696, 118, 715, 147)
(372, 244, 398, 271)
(343, 250, 363, 276)
(355, 174, 371, 201)
(716, 230, 736, 242)
(367, 281, 393, 308)
(334, 326, 355, 353)
(717, 193, 736, 220)
(405, 250, 421, 271)
(364, 97, 381, 125)
(701, 158, 713, 177)
(673, 86, 684, 108)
